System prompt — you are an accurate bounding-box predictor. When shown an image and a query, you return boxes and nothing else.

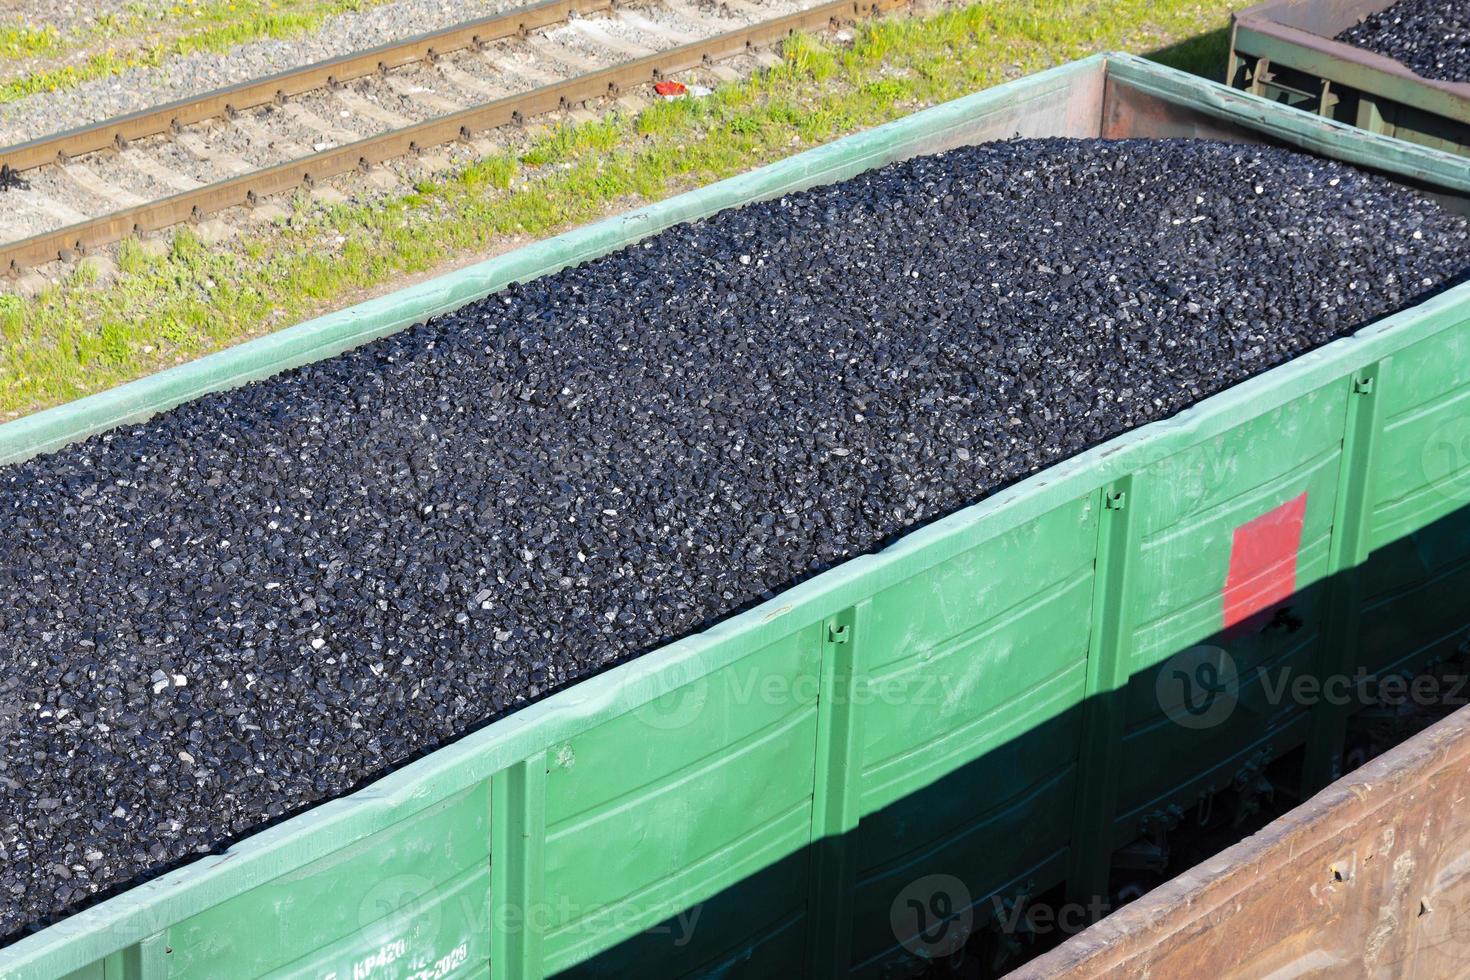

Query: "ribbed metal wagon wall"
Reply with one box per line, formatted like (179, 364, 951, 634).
(1008, 704, 1470, 977)
(2, 53, 1470, 980)
(1228, 0, 1470, 157)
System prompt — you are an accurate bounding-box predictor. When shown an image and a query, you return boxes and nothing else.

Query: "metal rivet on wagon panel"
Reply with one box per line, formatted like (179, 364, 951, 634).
(1, 133, 1468, 942)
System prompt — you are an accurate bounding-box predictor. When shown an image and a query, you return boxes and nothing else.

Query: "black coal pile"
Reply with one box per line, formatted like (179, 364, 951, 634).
(3, 138, 1469, 941)
(1336, 0, 1470, 82)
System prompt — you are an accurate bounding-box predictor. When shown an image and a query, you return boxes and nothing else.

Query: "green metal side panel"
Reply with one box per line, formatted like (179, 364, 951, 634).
(1113, 387, 1346, 829)
(1357, 314, 1470, 684)
(541, 626, 821, 976)
(5, 53, 1470, 980)
(849, 498, 1095, 975)
(175, 782, 492, 979)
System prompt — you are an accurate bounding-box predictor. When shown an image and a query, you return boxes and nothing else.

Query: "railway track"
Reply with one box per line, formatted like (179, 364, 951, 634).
(0, 0, 904, 276)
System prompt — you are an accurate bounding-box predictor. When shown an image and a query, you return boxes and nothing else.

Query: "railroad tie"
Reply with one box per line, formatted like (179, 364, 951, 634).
(332, 90, 418, 130)
(173, 131, 254, 176)
(616, 92, 653, 114)
(480, 48, 564, 87)
(611, 9, 703, 45)
(119, 149, 203, 193)
(61, 162, 148, 209)
(565, 19, 657, 59)
(228, 115, 313, 162)
(718, 0, 770, 18)
(5, 186, 90, 232)
(282, 103, 367, 149)
(521, 35, 610, 74)
(432, 62, 513, 101)
(383, 75, 468, 116)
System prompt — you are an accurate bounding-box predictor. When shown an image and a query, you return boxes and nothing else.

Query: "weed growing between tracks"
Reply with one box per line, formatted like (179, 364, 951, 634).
(0, 0, 1237, 418)
(0, 21, 63, 63)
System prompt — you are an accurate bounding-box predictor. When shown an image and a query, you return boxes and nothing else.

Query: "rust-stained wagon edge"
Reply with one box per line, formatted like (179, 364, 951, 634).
(1009, 704, 1470, 978)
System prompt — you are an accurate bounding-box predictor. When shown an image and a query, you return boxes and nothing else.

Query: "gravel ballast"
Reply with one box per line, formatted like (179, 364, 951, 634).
(3, 137, 1470, 941)
(1335, 0, 1470, 83)
(0, 0, 798, 145)
(2, 0, 517, 142)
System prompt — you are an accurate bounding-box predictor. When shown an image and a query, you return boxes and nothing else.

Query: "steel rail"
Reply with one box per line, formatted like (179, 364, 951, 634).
(0, 0, 615, 177)
(1, 0, 900, 274)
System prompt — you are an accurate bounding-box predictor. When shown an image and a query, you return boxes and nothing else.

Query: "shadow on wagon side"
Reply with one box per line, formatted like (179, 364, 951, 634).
(558, 492, 1470, 978)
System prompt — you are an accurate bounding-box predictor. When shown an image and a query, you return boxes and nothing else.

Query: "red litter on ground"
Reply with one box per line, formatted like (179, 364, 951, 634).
(654, 80, 687, 97)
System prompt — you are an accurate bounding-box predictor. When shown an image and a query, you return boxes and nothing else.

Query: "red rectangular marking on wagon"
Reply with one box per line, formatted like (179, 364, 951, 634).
(1223, 492, 1308, 629)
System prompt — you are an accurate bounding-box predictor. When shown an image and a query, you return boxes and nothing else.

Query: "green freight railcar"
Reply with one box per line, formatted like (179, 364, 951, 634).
(2, 52, 1470, 980)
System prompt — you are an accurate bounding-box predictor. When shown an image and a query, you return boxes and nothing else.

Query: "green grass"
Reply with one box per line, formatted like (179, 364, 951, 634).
(1147, 25, 1233, 79)
(0, 0, 1239, 417)
(523, 116, 624, 166)
(0, 21, 63, 61)
(0, 0, 396, 104)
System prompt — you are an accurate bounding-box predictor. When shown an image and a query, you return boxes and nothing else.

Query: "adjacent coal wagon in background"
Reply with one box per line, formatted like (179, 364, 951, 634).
(1229, 0, 1470, 157)
(1013, 705, 1470, 978)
